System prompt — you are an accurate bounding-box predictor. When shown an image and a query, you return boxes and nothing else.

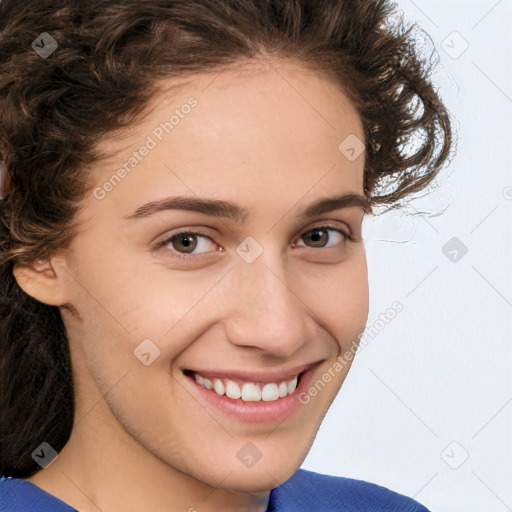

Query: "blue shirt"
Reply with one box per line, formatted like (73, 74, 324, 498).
(1, 468, 430, 511)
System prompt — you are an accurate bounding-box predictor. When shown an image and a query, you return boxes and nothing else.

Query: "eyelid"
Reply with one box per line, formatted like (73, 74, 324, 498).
(295, 220, 352, 240)
(153, 227, 216, 252)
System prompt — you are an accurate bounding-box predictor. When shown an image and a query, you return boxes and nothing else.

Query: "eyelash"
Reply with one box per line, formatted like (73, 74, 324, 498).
(154, 224, 353, 262)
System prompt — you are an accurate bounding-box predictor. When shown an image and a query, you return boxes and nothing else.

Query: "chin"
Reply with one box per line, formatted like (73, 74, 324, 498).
(213, 455, 304, 493)
(218, 469, 293, 493)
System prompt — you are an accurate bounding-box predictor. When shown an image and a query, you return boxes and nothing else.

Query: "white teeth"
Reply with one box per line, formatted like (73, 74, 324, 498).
(287, 375, 298, 394)
(193, 372, 300, 401)
(196, 374, 214, 390)
(225, 380, 241, 399)
(213, 378, 225, 396)
(261, 383, 279, 401)
(241, 383, 261, 401)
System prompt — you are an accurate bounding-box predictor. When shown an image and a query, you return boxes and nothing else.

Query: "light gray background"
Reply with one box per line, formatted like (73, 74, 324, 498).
(301, 1, 512, 511)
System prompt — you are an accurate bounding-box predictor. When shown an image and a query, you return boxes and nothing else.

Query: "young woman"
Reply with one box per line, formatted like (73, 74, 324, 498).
(0, 0, 454, 511)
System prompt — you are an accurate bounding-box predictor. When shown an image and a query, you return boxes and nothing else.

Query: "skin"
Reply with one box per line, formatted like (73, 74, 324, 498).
(14, 57, 370, 512)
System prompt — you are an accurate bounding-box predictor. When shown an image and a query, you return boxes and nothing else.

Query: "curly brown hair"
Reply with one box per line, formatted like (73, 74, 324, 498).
(0, 0, 455, 478)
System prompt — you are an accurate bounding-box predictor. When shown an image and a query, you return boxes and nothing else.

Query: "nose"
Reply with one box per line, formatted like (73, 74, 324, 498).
(222, 247, 315, 359)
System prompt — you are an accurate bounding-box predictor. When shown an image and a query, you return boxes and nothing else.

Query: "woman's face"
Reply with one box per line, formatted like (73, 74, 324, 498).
(40, 60, 369, 495)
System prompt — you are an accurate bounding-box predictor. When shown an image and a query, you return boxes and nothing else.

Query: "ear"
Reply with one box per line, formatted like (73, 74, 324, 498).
(13, 257, 70, 307)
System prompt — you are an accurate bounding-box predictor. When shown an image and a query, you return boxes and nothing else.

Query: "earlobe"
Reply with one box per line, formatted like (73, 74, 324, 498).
(12, 257, 70, 307)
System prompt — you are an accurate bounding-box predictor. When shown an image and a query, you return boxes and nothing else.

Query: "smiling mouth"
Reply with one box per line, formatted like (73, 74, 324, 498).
(182, 368, 308, 402)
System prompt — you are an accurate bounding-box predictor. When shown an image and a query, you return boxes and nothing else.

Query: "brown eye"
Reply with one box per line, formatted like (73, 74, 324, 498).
(169, 233, 198, 254)
(157, 230, 218, 260)
(295, 226, 350, 249)
(302, 228, 329, 248)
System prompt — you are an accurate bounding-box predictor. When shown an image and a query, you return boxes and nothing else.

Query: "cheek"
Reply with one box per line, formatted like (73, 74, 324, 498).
(300, 252, 369, 345)
(65, 265, 239, 414)
(64, 235, 216, 344)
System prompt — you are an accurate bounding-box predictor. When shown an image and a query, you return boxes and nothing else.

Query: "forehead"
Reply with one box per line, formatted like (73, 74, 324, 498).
(84, 59, 366, 222)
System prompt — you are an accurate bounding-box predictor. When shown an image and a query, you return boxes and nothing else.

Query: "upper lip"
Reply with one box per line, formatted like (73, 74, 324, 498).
(183, 360, 323, 383)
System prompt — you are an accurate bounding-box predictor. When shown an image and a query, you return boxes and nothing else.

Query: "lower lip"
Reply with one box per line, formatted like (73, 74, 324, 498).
(183, 365, 318, 425)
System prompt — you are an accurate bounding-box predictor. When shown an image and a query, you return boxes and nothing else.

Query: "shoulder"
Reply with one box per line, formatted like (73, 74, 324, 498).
(1, 471, 430, 512)
(0, 476, 77, 512)
(267, 468, 430, 512)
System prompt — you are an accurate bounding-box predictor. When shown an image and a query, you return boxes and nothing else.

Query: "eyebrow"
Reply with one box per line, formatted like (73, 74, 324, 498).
(122, 193, 372, 223)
